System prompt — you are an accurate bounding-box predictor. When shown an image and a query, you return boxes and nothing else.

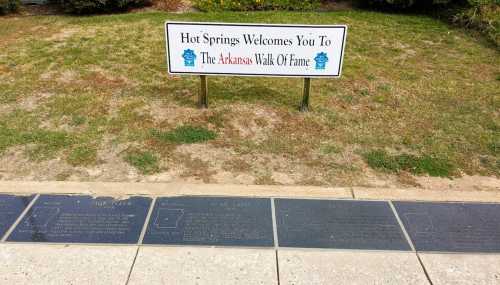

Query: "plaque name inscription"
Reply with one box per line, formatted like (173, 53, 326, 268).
(8, 195, 152, 244)
(143, 197, 274, 247)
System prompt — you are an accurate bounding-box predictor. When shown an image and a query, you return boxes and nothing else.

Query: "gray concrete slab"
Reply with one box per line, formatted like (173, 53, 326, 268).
(0, 244, 137, 285)
(1, 181, 500, 202)
(128, 246, 278, 285)
(353, 187, 500, 202)
(0, 181, 352, 199)
(420, 253, 500, 285)
(278, 249, 429, 285)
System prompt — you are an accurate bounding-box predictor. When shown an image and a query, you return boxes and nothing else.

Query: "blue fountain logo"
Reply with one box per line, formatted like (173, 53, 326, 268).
(314, 52, 329, 70)
(182, 49, 196, 67)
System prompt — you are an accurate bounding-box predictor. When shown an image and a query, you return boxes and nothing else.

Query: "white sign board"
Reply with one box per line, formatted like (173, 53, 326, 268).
(165, 22, 347, 78)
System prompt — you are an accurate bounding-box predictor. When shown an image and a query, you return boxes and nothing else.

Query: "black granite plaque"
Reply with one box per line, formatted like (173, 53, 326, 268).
(143, 197, 274, 247)
(0, 194, 34, 239)
(8, 195, 151, 244)
(394, 201, 500, 252)
(275, 199, 411, 250)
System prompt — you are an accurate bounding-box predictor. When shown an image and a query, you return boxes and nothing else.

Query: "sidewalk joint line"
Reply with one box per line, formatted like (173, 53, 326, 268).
(1, 194, 40, 242)
(275, 250, 281, 285)
(416, 253, 434, 285)
(270, 198, 279, 249)
(350, 187, 355, 199)
(125, 246, 140, 285)
(137, 197, 156, 245)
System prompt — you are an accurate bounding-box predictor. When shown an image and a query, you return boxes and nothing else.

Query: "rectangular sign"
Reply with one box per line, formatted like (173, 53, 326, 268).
(165, 22, 347, 77)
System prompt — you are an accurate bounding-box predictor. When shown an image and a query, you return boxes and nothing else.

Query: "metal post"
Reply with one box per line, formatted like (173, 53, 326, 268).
(199, 75, 208, 109)
(300, 78, 311, 112)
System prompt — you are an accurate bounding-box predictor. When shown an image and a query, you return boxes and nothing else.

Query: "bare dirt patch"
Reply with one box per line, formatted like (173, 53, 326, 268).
(17, 92, 55, 111)
(48, 28, 80, 42)
(86, 66, 137, 88)
(149, 102, 198, 125)
(55, 70, 80, 84)
(1, 139, 498, 191)
(0, 146, 78, 181)
(226, 104, 281, 143)
(86, 137, 141, 182)
(417, 175, 500, 191)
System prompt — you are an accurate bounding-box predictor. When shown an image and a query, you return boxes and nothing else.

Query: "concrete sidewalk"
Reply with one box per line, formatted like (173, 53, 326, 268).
(0, 181, 354, 199)
(0, 181, 499, 202)
(0, 181, 499, 284)
(1, 244, 500, 284)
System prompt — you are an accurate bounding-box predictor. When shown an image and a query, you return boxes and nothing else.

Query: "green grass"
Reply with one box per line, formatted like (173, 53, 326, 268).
(320, 144, 342, 155)
(124, 150, 160, 174)
(363, 150, 456, 177)
(150, 126, 217, 144)
(490, 143, 500, 153)
(0, 124, 74, 160)
(0, 10, 498, 183)
(67, 145, 97, 166)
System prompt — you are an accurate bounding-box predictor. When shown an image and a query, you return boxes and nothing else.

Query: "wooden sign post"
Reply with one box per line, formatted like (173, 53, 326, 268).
(300, 78, 311, 112)
(199, 75, 208, 109)
(165, 22, 347, 111)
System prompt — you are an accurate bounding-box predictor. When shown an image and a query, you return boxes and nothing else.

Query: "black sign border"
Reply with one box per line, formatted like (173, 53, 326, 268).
(165, 21, 347, 78)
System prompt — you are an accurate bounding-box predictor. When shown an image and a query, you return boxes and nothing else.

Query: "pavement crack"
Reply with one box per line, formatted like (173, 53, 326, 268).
(275, 250, 281, 285)
(125, 246, 140, 285)
(416, 253, 434, 285)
